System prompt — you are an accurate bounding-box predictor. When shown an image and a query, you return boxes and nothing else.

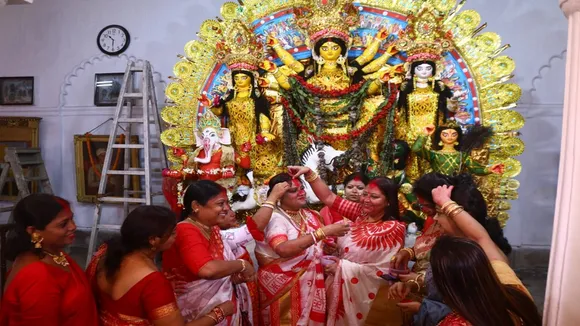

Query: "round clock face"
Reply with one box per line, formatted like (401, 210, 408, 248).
(97, 25, 130, 55)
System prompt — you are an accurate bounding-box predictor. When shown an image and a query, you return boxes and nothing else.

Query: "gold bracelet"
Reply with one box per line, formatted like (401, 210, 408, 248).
(262, 203, 274, 210)
(439, 200, 456, 212)
(238, 259, 246, 273)
(401, 247, 415, 260)
(444, 204, 463, 217)
(305, 171, 319, 183)
(314, 228, 326, 241)
(448, 207, 465, 219)
(264, 200, 276, 207)
(406, 279, 421, 292)
(205, 313, 218, 323)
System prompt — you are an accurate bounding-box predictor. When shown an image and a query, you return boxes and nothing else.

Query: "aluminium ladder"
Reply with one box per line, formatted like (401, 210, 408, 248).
(85, 61, 167, 265)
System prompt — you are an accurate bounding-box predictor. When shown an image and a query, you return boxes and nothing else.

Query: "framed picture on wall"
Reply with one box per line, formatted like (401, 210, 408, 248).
(94, 73, 124, 106)
(0, 77, 34, 105)
(73, 134, 141, 203)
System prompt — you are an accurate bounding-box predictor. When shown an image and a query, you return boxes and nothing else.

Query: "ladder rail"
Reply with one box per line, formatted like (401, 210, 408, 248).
(142, 62, 152, 205)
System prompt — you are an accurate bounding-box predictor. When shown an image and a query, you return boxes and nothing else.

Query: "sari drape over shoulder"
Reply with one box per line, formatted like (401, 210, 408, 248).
(162, 222, 254, 325)
(0, 255, 98, 326)
(86, 245, 179, 326)
(324, 196, 406, 326)
(255, 208, 327, 326)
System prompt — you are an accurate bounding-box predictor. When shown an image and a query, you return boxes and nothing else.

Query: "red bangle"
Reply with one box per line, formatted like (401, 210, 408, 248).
(212, 306, 225, 323)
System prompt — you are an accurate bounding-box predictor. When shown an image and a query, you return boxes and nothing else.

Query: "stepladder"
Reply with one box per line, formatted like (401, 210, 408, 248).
(85, 61, 167, 265)
(2, 148, 54, 219)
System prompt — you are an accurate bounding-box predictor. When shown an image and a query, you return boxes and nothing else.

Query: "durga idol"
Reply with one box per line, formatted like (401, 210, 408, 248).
(260, 0, 400, 159)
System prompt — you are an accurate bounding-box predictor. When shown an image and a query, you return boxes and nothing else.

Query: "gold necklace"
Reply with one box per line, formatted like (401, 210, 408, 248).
(188, 217, 212, 240)
(43, 250, 69, 267)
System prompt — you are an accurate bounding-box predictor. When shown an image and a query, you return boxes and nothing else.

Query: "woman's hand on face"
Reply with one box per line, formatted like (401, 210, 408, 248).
(322, 223, 350, 237)
(217, 301, 235, 317)
(389, 250, 411, 270)
(431, 185, 454, 207)
(287, 166, 311, 179)
(267, 182, 290, 203)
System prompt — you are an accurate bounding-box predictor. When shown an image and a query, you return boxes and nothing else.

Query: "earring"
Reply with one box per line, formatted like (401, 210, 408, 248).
(454, 141, 459, 145)
(337, 55, 346, 65)
(194, 209, 199, 214)
(316, 56, 325, 66)
(151, 246, 157, 252)
(438, 141, 443, 146)
(31, 233, 43, 249)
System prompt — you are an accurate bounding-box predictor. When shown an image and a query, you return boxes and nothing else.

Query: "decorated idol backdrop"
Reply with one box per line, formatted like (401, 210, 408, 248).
(161, 0, 523, 228)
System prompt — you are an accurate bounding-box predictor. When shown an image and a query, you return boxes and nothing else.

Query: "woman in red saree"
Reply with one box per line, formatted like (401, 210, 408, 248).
(162, 180, 256, 325)
(319, 172, 368, 225)
(0, 194, 98, 326)
(248, 173, 350, 326)
(288, 166, 406, 326)
(87, 205, 233, 326)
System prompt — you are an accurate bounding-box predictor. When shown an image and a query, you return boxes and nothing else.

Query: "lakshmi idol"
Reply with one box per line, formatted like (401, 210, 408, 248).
(207, 20, 284, 185)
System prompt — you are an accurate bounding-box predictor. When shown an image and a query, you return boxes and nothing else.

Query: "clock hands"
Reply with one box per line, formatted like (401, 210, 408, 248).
(105, 34, 115, 49)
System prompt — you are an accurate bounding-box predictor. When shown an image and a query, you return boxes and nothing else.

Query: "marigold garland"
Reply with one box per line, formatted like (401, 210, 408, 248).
(85, 133, 124, 178)
(282, 83, 399, 143)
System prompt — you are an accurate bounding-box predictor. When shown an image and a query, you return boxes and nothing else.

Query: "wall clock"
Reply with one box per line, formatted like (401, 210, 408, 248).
(97, 25, 130, 56)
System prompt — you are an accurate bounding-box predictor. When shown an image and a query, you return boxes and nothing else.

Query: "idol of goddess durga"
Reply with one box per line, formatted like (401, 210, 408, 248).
(260, 0, 403, 162)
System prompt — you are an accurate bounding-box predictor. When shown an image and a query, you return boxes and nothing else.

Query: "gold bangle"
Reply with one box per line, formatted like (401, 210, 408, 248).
(401, 247, 415, 260)
(315, 228, 326, 241)
(262, 203, 274, 210)
(206, 313, 218, 323)
(406, 279, 421, 292)
(305, 171, 319, 183)
(448, 207, 465, 219)
(439, 200, 456, 212)
(444, 204, 463, 217)
(238, 259, 246, 273)
(264, 200, 276, 207)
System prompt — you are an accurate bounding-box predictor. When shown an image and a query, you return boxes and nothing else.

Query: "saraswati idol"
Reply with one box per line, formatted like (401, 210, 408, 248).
(260, 0, 402, 168)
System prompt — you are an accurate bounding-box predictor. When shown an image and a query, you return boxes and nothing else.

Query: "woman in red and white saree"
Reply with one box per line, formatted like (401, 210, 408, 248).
(162, 181, 256, 325)
(248, 173, 350, 326)
(319, 172, 368, 226)
(289, 167, 406, 326)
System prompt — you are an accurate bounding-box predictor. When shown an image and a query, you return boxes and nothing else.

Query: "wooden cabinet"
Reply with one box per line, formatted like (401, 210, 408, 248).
(0, 117, 41, 200)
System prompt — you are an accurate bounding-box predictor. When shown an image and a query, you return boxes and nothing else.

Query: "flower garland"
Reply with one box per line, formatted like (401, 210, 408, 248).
(85, 133, 124, 178)
(282, 83, 399, 142)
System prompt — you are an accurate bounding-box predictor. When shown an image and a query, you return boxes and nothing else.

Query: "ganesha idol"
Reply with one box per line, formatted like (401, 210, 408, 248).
(177, 110, 250, 193)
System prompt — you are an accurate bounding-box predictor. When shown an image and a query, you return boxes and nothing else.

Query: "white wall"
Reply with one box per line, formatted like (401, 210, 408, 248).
(0, 0, 567, 247)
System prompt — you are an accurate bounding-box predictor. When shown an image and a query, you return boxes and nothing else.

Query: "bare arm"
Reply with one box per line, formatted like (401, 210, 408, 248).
(198, 259, 254, 280)
(287, 166, 337, 207)
(432, 185, 507, 263)
(251, 182, 291, 231)
(275, 234, 317, 258)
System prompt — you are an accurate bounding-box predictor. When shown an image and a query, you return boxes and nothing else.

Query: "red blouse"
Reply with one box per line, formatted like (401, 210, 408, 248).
(162, 222, 221, 282)
(0, 256, 98, 326)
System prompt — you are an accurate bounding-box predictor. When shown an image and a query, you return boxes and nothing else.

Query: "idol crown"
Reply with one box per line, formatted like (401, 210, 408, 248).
(216, 20, 264, 71)
(197, 110, 222, 132)
(397, 6, 453, 63)
(295, 0, 359, 45)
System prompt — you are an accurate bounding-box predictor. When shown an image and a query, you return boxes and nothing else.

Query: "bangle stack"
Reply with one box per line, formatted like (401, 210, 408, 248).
(206, 306, 225, 324)
(262, 200, 276, 210)
(406, 279, 421, 292)
(238, 259, 247, 273)
(438, 200, 464, 219)
(309, 228, 327, 243)
(400, 247, 415, 260)
(305, 170, 319, 183)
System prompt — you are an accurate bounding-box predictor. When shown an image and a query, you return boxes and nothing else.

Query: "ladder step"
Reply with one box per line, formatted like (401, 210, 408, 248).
(17, 160, 44, 166)
(98, 196, 147, 204)
(111, 144, 145, 149)
(124, 93, 143, 98)
(118, 118, 145, 123)
(107, 169, 146, 176)
(25, 176, 49, 181)
(97, 224, 122, 231)
(130, 67, 143, 72)
(12, 149, 41, 154)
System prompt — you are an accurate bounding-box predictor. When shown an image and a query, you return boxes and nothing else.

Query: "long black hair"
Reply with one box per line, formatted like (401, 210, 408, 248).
(181, 180, 225, 220)
(398, 60, 453, 125)
(6, 194, 70, 261)
(368, 177, 401, 221)
(103, 205, 176, 280)
(219, 70, 271, 135)
(267, 173, 294, 197)
(431, 236, 542, 326)
(413, 173, 512, 255)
